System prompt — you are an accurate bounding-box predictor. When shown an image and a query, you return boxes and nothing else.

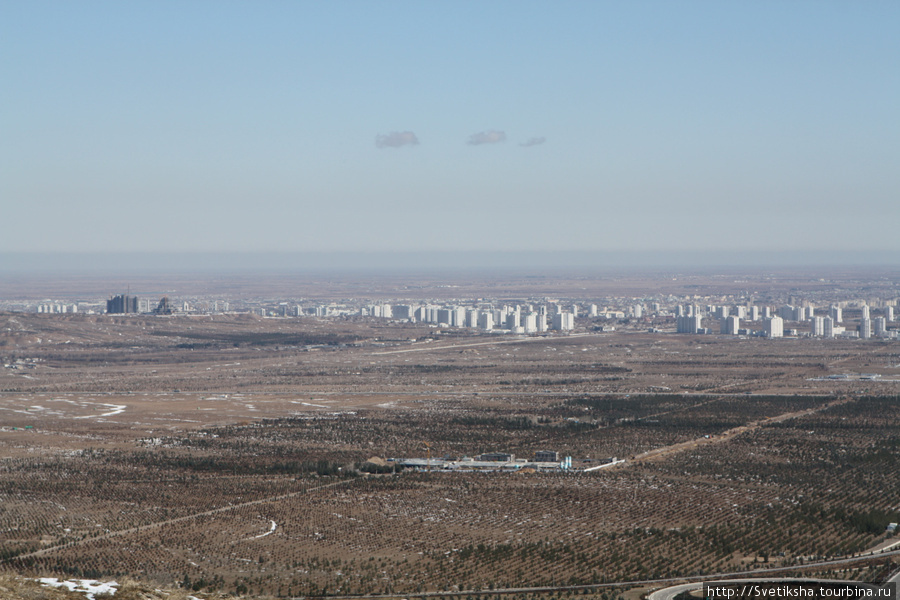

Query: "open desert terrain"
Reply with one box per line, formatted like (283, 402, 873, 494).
(1, 271, 899, 599)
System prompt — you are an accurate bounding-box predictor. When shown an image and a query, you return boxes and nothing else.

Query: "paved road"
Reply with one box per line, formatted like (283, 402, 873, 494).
(888, 565, 900, 583)
(648, 578, 887, 600)
(295, 549, 900, 600)
(647, 582, 702, 600)
(630, 395, 850, 464)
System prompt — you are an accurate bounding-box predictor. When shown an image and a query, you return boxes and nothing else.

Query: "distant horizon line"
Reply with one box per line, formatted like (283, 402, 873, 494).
(1, 249, 899, 275)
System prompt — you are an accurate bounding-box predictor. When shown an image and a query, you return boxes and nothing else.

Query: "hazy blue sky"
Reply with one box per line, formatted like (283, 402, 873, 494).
(3, 1, 898, 258)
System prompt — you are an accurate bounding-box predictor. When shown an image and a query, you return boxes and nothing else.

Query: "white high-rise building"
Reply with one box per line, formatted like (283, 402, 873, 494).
(749, 306, 760, 321)
(860, 317, 872, 339)
(506, 311, 520, 330)
(391, 305, 412, 319)
(764, 316, 784, 338)
(763, 306, 772, 319)
(885, 306, 894, 322)
(523, 313, 538, 334)
(734, 306, 746, 319)
(811, 316, 825, 337)
(633, 304, 643, 319)
(861, 305, 871, 319)
(429, 305, 441, 323)
(823, 315, 835, 338)
(722, 316, 740, 335)
(830, 306, 843, 323)
(677, 314, 703, 334)
(478, 312, 494, 331)
(466, 309, 479, 328)
(552, 312, 575, 331)
(589, 304, 598, 317)
(874, 317, 887, 337)
(805, 306, 815, 320)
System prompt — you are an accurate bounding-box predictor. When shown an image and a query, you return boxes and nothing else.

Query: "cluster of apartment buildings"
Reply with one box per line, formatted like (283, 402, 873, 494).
(36, 303, 78, 314)
(675, 303, 897, 339)
(17, 286, 898, 344)
(334, 302, 578, 332)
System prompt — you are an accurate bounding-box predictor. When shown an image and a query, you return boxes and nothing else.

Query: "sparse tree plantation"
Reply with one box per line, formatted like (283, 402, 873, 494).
(1, 312, 899, 597)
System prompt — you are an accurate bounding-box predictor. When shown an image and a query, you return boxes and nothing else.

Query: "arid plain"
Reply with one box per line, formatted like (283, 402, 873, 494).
(1, 270, 899, 599)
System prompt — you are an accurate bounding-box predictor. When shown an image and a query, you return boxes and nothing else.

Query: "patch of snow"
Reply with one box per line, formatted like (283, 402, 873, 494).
(251, 519, 277, 539)
(72, 403, 126, 419)
(38, 578, 119, 600)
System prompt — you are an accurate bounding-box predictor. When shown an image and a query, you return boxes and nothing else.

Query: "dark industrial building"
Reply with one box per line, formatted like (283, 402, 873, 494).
(534, 450, 559, 463)
(106, 294, 139, 314)
(153, 296, 174, 315)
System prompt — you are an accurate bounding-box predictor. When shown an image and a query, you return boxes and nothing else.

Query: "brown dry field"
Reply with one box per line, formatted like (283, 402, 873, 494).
(1, 308, 899, 598)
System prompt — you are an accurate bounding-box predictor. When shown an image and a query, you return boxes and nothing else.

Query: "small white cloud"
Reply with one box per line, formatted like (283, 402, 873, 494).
(467, 130, 506, 145)
(376, 131, 419, 148)
(519, 137, 546, 147)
